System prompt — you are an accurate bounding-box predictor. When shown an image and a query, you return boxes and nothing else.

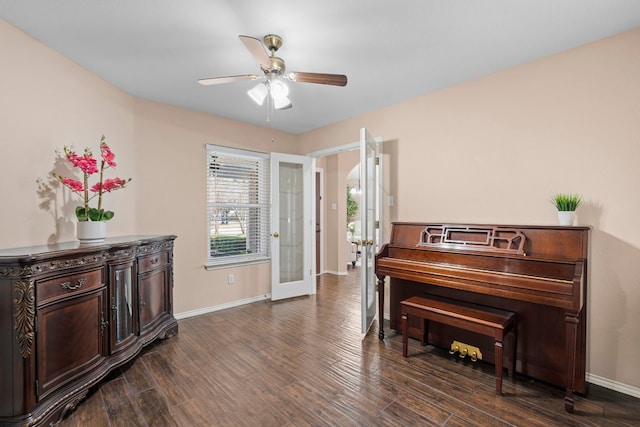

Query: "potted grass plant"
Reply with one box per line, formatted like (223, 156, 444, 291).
(552, 193, 581, 226)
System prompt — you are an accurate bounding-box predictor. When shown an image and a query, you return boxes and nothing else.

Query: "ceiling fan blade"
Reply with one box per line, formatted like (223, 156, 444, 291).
(198, 74, 261, 86)
(239, 35, 272, 71)
(286, 72, 347, 87)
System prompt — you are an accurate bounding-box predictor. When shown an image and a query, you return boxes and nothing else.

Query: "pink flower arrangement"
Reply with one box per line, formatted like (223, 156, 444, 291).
(56, 135, 132, 221)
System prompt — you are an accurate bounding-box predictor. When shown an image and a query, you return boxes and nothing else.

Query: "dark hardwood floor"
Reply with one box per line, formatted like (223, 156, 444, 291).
(63, 268, 639, 426)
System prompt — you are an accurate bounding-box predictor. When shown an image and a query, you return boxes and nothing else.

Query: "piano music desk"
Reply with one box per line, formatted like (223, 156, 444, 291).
(400, 295, 517, 395)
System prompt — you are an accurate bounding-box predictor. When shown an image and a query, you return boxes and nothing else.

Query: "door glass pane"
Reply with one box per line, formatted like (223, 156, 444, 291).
(114, 268, 133, 343)
(279, 162, 303, 283)
(361, 128, 378, 335)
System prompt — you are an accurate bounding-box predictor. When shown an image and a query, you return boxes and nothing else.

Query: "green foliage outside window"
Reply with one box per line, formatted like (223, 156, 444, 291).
(210, 235, 248, 256)
(347, 188, 358, 222)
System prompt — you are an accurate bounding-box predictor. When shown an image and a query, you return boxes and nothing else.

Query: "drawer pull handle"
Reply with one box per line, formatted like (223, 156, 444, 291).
(150, 257, 160, 264)
(60, 278, 86, 291)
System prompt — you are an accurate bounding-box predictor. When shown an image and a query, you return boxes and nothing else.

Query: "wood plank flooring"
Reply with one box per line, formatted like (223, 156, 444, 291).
(63, 268, 640, 426)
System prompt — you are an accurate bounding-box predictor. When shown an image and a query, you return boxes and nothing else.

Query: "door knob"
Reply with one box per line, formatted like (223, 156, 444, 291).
(273, 232, 279, 238)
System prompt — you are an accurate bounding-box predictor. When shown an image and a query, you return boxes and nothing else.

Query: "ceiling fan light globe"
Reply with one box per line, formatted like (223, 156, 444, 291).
(248, 83, 268, 105)
(274, 95, 292, 110)
(270, 79, 289, 98)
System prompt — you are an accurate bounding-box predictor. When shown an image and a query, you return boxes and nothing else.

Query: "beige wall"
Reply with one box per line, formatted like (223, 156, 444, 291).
(0, 18, 137, 246)
(321, 150, 359, 275)
(2, 15, 639, 393)
(299, 30, 640, 391)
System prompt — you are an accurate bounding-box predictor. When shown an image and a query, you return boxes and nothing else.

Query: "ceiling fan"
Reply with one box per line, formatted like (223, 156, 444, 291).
(198, 34, 348, 110)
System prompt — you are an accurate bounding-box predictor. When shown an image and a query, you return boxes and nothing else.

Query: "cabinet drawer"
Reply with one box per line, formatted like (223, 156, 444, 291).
(37, 268, 104, 305)
(138, 251, 169, 273)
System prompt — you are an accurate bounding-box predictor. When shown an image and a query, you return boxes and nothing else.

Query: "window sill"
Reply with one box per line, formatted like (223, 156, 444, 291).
(204, 258, 270, 270)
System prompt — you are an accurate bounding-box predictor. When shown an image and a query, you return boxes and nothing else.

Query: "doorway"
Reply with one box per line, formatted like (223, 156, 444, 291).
(312, 148, 360, 276)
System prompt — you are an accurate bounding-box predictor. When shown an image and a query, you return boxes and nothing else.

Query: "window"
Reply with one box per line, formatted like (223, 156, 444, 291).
(206, 145, 270, 266)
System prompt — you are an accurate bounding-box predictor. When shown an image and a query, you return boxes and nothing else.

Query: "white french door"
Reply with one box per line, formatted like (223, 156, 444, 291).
(360, 128, 379, 335)
(270, 153, 313, 301)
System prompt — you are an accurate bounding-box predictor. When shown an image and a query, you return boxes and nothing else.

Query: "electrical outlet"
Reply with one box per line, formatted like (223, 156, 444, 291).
(228, 274, 235, 285)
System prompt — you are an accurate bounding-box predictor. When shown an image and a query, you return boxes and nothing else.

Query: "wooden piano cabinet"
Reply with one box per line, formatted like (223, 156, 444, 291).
(0, 235, 178, 427)
(376, 223, 588, 413)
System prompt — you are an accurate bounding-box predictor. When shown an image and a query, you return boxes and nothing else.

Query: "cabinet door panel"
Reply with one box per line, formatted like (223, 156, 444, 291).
(138, 268, 169, 333)
(36, 289, 106, 400)
(109, 260, 137, 353)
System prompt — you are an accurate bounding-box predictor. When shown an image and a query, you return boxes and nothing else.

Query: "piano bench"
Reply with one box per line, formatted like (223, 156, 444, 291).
(400, 296, 517, 395)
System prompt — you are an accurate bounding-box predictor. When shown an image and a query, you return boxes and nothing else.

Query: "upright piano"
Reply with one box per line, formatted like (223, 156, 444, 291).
(375, 223, 588, 412)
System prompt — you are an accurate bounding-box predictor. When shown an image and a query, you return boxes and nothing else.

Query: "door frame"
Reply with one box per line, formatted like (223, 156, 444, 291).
(315, 167, 324, 275)
(306, 137, 383, 276)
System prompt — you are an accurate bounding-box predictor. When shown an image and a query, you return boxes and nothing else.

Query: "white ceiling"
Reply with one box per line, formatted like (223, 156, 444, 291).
(1, 1, 639, 134)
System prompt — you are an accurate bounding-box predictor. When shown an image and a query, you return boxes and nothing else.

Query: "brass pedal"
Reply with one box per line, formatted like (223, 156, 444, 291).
(450, 340, 482, 361)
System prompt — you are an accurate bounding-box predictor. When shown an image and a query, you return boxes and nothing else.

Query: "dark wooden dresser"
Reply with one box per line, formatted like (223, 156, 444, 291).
(0, 235, 178, 427)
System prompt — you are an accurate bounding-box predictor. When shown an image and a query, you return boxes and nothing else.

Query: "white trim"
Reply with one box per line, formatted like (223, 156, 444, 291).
(586, 373, 640, 399)
(323, 270, 348, 276)
(204, 258, 269, 270)
(205, 143, 269, 159)
(307, 141, 359, 158)
(306, 137, 383, 158)
(175, 294, 270, 320)
(316, 167, 325, 277)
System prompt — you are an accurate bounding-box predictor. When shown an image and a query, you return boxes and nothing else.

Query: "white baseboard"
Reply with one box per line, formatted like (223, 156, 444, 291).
(587, 372, 640, 399)
(323, 269, 348, 276)
(174, 294, 270, 320)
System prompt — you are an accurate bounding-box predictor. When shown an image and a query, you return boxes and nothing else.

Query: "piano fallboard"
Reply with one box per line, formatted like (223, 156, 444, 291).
(375, 223, 589, 412)
(377, 248, 583, 310)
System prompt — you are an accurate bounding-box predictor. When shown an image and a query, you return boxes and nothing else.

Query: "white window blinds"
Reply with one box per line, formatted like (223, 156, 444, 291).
(206, 145, 270, 265)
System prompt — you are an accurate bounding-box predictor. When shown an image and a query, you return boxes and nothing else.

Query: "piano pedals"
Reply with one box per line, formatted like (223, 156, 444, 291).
(449, 340, 482, 362)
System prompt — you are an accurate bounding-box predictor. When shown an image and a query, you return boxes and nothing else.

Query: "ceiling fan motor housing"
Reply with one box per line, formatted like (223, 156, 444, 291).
(266, 56, 285, 75)
(263, 34, 283, 52)
(261, 34, 285, 75)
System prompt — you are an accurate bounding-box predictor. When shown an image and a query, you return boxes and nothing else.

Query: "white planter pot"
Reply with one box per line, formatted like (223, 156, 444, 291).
(77, 221, 107, 243)
(557, 211, 576, 226)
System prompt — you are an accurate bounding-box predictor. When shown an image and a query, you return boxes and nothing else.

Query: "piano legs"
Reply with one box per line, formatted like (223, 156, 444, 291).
(564, 311, 580, 413)
(377, 276, 386, 340)
(495, 341, 504, 394)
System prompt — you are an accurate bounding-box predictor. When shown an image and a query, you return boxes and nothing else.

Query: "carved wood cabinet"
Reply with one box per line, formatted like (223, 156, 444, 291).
(0, 235, 178, 427)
